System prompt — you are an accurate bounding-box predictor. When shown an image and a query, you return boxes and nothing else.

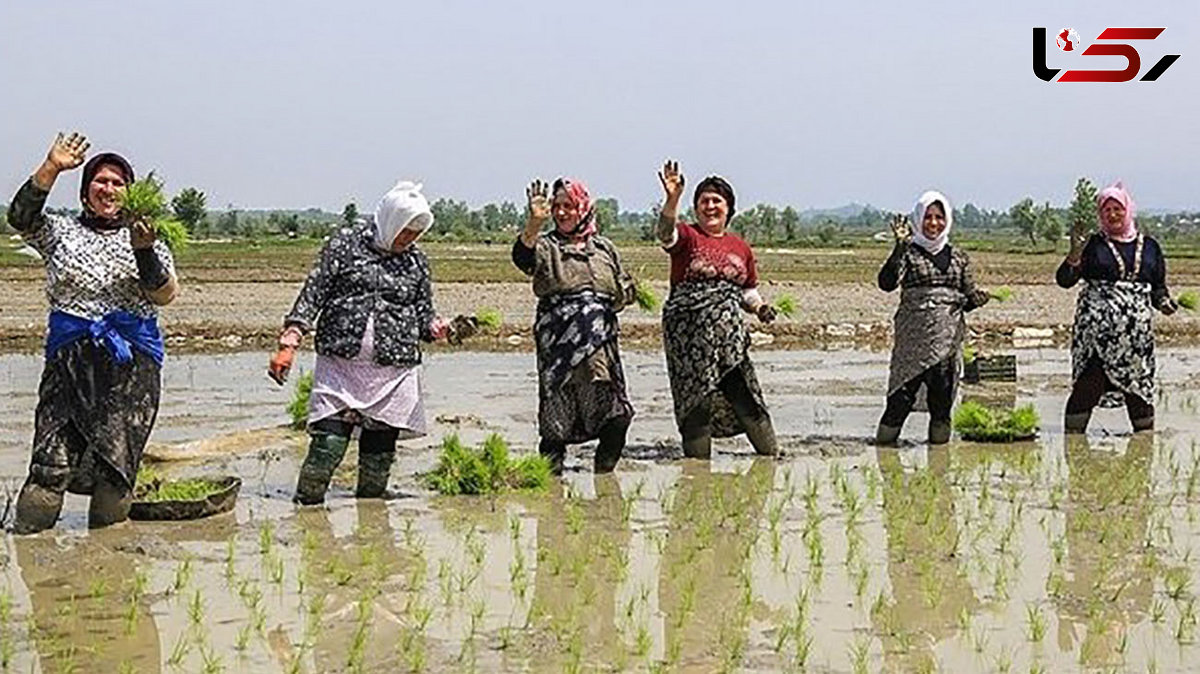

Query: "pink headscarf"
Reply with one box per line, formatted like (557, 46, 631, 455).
(1097, 180, 1138, 243)
(552, 178, 597, 240)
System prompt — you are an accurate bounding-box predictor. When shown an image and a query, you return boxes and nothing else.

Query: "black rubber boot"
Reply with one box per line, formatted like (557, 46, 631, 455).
(1131, 414, 1155, 433)
(1064, 411, 1091, 435)
(294, 431, 351, 505)
(594, 418, 629, 474)
(356, 427, 398, 498)
(13, 481, 65, 535)
(88, 466, 132, 529)
(539, 439, 566, 476)
(928, 419, 952, 446)
(875, 423, 902, 446)
(743, 413, 779, 457)
(680, 406, 713, 460)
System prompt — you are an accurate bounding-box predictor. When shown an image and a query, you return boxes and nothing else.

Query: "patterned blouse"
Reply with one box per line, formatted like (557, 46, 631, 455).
(878, 242, 988, 311)
(1056, 234, 1170, 309)
(285, 223, 436, 367)
(7, 178, 175, 321)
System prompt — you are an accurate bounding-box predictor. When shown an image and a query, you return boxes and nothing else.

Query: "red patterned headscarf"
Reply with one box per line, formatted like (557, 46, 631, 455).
(552, 177, 596, 239)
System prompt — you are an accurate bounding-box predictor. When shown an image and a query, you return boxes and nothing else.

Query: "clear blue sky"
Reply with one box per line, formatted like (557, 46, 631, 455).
(2, 1, 1196, 213)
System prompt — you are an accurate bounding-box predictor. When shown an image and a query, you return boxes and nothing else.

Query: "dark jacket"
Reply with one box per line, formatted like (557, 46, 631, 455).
(1056, 233, 1170, 309)
(285, 224, 435, 367)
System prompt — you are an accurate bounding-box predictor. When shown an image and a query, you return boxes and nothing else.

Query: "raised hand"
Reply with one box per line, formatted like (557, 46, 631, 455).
(1069, 218, 1091, 254)
(889, 213, 912, 243)
(46, 132, 90, 172)
(658, 160, 685, 203)
(526, 179, 551, 227)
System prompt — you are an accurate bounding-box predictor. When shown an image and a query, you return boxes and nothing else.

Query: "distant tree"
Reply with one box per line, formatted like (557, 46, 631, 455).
(171, 187, 207, 230)
(1009, 198, 1038, 245)
(594, 198, 619, 232)
(1038, 201, 1062, 245)
(342, 202, 358, 225)
(216, 205, 239, 236)
(817, 221, 839, 245)
(1068, 177, 1099, 234)
(780, 206, 800, 241)
(758, 204, 779, 242)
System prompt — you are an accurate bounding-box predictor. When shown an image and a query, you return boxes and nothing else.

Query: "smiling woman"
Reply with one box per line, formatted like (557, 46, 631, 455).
(5, 131, 180, 533)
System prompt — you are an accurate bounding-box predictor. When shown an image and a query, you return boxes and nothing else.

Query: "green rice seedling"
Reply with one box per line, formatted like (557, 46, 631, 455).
(133, 468, 228, 502)
(199, 645, 224, 674)
(258, 521, 274, 556)
(634, 280, 659, 312)
(1165, 566, 1191, 600)
(167, 632, 190, 668)
(288, 371, 313, 430)
(423, 434, 551, 495)
(1178, 290, 1199, 311)
(1152, 598, 1168, 623)
(963, 343, 977, 365)
(849, 636, 871, 674)
(188, 590, 205, 626)
(1026, 603, 1046, 642)
(773, 294, 798, 318)
(474, 308, 502, 331)
(89, 577, 109, 600)
(234, 623, 252, 653)
(174, 557, 194, 594)
(989, 286, 1013, 302)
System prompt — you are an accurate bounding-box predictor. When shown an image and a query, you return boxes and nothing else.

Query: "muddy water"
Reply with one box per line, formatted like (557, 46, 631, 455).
(1, 348, 1200, 672)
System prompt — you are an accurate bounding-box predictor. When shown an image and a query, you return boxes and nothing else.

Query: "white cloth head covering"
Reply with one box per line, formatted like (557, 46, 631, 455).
(912, 190, 953, 255)
(374, 180, 434, 250)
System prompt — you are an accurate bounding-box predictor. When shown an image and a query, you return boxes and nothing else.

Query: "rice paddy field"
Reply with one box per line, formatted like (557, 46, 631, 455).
(2, 345, 1200, 672)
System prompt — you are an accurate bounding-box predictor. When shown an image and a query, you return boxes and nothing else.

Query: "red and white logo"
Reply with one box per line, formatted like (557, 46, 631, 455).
(1056, 27, 1081, 51)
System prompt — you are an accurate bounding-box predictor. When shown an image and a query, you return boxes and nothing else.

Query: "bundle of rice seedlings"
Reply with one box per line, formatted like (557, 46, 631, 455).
(774, 294, 798, 318)
(475, 308, 502, 331)
(135, 466, 228, 502)
(634, 280, 659, 312)
(953, 401, 1040, 442)
(1178, 290, 1198, 311)
(424, 434, 551, 496)
(117, 174, 189, 251)
(989, 286, 1013, 303)
(287, 371, 313, 430)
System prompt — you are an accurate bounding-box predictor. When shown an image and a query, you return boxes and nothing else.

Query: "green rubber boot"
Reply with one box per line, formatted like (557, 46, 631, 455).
(294, 432, 350, 505)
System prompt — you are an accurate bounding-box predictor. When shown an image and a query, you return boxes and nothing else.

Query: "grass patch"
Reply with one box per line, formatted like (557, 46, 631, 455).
(288, 371, 313, 430)
(954, 401, 1040, 442)
(423, 434, 551, 496)
(135, 466, 228, 502)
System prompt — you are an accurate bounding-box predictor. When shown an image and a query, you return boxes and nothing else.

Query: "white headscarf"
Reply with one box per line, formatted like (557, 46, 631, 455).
(911, 190, 953, 255)
(373, 180, 434, 250)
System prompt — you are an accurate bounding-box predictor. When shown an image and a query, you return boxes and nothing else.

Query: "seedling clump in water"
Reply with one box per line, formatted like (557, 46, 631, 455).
(424, 434, 552, 495)
(953, 402, 1040, 442)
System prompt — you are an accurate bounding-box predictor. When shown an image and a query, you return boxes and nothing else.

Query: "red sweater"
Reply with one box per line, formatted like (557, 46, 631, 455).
(667, 223, 758, 289)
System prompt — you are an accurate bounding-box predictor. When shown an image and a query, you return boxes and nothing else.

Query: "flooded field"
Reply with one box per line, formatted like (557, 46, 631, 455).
(2, 347, 1200, 672)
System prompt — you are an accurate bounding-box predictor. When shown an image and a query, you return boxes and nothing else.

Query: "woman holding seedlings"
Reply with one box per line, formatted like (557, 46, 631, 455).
(1057, 181, 1175, 433)
(7, 132, 179, 533)
(876, 191, 990, 446)
(269, 180, 454, 504)
(512, 178, 636, 474)
(655, 160, 779, 459)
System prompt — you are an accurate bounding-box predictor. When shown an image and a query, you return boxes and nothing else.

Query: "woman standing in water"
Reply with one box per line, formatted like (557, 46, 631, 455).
(269, 181, 454, 504)
(655, 160, 779, 459)
(512, 178, 636, 474)
(1058, 181, 1175, 433)
(876, 191, 990, 446)
(8, 132, 179, 532)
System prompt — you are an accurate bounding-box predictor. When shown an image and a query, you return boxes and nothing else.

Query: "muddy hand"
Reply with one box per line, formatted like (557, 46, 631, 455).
(658, 159, 685, 203)
(526, 179, 551, 227)
(889, 213, 912, 243)
(448, 315, 479, 345)
(129, 219, 157, 250)
(46, 132, 90, 173)
(757, 304, 777, 324)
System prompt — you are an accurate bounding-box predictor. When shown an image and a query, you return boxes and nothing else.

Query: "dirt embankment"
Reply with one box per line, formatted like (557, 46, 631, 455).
(4, 277, 1200, 354)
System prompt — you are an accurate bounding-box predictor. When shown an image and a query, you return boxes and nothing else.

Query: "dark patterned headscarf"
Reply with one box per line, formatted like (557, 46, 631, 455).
(693, 175, 736, 221)
(79, 152, 134, 230)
